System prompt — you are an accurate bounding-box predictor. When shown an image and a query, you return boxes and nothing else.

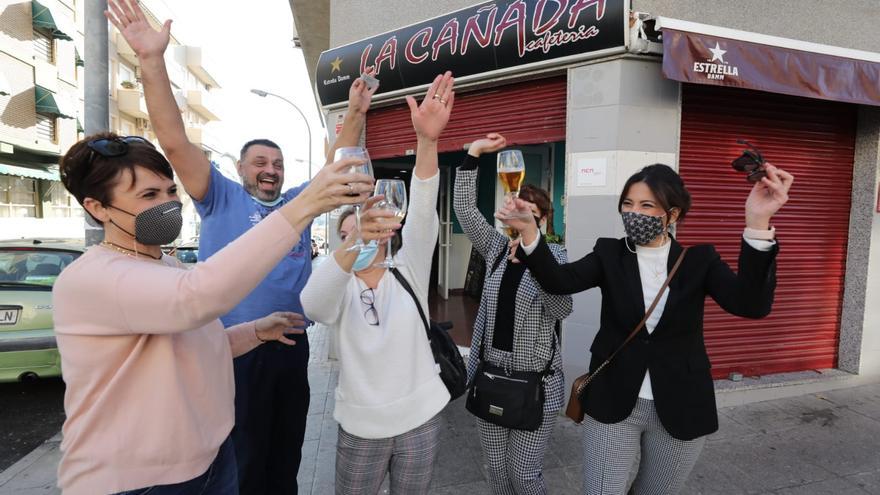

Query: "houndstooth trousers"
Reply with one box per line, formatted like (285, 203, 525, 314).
(582, 398, 705, 495)
(335, 415, 440, 495)
(476, 384, 561, 495)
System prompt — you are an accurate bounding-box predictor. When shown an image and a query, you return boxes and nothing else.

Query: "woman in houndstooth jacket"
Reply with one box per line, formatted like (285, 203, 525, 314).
(454, 133, 573, 495)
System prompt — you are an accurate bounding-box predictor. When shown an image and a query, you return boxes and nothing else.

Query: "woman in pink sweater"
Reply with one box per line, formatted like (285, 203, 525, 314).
(52, 134, 394, 495)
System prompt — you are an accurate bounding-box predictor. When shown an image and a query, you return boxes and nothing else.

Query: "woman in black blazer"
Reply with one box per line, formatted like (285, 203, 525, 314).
(498, 163, 794, 494)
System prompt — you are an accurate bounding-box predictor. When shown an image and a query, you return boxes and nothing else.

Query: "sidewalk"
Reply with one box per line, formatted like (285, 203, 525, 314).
(3, 324, 880, 494)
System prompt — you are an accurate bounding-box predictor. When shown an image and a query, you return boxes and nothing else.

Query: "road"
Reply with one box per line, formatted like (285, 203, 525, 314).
(0, 378, 65, 471)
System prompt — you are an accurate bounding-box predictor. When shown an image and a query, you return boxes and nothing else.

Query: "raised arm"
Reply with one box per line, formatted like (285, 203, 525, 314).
(326, 70, 378, 163)
(60, 159, 375, 335)
(452, 133, 508, 259)
(106, 0, 212, 201)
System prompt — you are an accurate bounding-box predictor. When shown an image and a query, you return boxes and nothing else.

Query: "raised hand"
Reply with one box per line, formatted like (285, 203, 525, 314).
(469, 133, 507, 157)
(406, 71, 454, 142)
(495, 198, 539, 238)
(348, 68, 378, 115)
(254, 312, 307, 346)
(745, 164, 794, 229)
(358, 195, 402, 243)
(105, 0, 170, 59)
(297, 158, 374, 216)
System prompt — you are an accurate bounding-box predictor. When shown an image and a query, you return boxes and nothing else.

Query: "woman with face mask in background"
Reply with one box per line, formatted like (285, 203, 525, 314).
(300, 73, 454, 495)
(453, 133, 572, 495)
(51, 133, 393, 495)
(498, 162, 793, 494)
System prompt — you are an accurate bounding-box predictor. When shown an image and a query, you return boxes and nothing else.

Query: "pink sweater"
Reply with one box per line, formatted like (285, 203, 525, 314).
(52, 212, 299, 495)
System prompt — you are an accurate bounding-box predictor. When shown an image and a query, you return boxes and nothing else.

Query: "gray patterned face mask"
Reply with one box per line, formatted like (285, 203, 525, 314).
(109, 200, 183, 246)
(621, 211, 666, 246)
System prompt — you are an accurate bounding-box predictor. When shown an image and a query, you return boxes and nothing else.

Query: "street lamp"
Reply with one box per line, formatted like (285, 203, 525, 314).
(249, 89, 313, 180)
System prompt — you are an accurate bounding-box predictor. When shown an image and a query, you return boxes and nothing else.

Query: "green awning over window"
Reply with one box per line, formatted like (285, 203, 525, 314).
(76, 117, 83, 133)
(0, 163, 60, 181)
(35, 86, 73, 119)
(75, 47, 84, 67)
(31, 0, 73, 41)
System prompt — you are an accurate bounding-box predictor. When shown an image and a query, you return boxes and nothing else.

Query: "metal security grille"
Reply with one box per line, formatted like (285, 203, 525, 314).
(366, 77, 566, 159)
(677, 83, 857, 379)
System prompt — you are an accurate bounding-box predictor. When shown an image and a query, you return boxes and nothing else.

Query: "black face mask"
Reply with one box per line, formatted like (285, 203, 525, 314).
(108, 200, 183, 246)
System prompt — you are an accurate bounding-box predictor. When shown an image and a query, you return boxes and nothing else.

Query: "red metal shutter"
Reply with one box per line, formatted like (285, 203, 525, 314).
(677, 84, 857, 379)
(366, 77, 566, 159)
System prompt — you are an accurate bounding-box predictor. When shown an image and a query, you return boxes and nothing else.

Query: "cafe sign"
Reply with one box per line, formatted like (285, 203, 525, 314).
(316, 0, 627, 107)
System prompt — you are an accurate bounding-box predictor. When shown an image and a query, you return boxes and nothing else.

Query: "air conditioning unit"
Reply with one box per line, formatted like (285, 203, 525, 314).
(135, 66, 143, 81)
(135, 118, 150, 130)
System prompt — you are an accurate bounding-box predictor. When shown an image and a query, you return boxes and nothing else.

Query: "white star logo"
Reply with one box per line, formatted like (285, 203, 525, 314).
(708, 42, 727, 63)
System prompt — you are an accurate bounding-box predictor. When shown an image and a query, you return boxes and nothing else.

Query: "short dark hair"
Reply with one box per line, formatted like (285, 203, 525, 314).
(618, 164, 692, 222)
(59, 132, 174, 222)
(336, 207, 402, 255)
(240, 139, 281, 160)
(518, 184, 556, 236)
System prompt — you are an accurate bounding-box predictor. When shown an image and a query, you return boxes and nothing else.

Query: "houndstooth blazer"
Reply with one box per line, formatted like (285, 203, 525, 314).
(453, 167, 573, 412)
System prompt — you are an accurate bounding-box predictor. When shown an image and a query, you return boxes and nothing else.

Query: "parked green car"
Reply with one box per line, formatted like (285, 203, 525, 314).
(0, 239, 85, 382)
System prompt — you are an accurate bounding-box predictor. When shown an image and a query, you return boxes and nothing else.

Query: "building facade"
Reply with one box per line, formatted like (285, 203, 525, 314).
(292, 0, 880, 402)
(0, 0, 225, 243)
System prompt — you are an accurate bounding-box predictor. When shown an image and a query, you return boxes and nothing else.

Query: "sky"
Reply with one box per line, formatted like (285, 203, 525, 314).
(151, 0, 326, 190)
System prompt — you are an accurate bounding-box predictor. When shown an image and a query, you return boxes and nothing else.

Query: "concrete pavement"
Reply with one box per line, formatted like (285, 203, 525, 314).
(3, 324, 880, 494)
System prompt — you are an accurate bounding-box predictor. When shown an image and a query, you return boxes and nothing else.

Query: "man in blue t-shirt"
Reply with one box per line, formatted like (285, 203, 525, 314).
(129, 11, 377, 492)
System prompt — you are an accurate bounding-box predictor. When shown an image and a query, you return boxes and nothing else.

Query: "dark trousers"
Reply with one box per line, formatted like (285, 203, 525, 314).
(233, 338, 310, 494)
(115, 436, 237, 495)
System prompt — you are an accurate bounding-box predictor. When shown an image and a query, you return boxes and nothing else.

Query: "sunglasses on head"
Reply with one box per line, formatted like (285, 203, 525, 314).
(731, 139, 767, 183)
(86, 136, 155, 159)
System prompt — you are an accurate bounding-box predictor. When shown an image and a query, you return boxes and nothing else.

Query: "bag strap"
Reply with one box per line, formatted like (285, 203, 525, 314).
(587, 247, 689, 381)
(389, 268, 430, 339)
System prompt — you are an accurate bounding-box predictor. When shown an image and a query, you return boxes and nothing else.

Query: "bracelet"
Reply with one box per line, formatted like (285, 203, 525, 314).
(744, 226, 776, 241)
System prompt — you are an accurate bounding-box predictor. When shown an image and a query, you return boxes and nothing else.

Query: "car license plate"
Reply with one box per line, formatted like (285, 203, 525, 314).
(0, 307, 20, 325)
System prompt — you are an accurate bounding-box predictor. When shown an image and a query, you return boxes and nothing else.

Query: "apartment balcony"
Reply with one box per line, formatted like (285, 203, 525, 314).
(185, 126, 203, 146)
(186, 89, 220, 121)
(116, 88, 149, 119)
(115, 31, 139, 66)
(179, 46, 221, 89)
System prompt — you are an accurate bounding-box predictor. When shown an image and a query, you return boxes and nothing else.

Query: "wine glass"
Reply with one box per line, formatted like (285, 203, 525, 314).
(333, 146, 374, 251)
(372, 179, 407, 268)
(497, 149, 527, 238)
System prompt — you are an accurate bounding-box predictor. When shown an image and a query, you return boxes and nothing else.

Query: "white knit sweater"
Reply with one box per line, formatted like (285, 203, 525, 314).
(301, 172, 450, 439)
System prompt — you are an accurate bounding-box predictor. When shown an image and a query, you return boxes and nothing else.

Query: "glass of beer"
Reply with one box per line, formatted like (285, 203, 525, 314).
(497, 150, 525, 200)
(497, 150, 526, 238)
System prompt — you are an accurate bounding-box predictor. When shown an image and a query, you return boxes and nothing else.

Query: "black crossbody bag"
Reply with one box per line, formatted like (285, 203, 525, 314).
(390, 268, 468, 400)
(464, 248, 557, 431)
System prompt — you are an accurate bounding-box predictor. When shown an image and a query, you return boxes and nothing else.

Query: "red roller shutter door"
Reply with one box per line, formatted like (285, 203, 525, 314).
(677, 84, 857, 379)
(366, 77, 566, 159)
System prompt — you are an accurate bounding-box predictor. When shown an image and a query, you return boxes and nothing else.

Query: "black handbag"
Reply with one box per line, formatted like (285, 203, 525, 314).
(390, 269, 468, 400)
(465, 323, 557, 432)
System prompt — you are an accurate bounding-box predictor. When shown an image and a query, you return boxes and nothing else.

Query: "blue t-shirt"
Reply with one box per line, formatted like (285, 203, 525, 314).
(195, 166, 311, 328)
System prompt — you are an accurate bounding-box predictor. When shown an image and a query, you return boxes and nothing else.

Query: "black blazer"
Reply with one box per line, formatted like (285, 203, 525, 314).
(517, 236, 778, 440)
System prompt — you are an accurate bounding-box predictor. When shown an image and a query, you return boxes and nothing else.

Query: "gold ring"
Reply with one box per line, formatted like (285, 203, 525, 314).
(432, 94, 441, 100)
(347, 184, 354, 194)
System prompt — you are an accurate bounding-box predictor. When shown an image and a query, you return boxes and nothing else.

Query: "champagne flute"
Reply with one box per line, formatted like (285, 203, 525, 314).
(497, 149, 526, 238)
(333, 146, 374, 251)
(372, 179, 407, 268)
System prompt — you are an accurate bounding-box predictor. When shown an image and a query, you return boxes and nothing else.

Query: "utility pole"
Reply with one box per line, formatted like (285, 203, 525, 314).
(83, 0, 110, 246)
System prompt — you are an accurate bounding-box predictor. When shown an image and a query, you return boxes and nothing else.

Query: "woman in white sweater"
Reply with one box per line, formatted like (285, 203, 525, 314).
(301, 72, 454, 495)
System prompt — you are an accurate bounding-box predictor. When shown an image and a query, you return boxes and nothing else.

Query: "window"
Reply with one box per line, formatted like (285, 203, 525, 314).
(33, 29, 54, 64)
(36, 114, 57, 143)
(0, 176, 38, 218)
(45, 181, 83, 218)
(118, 64, 136, 89)
(0, 248, 80, 286)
